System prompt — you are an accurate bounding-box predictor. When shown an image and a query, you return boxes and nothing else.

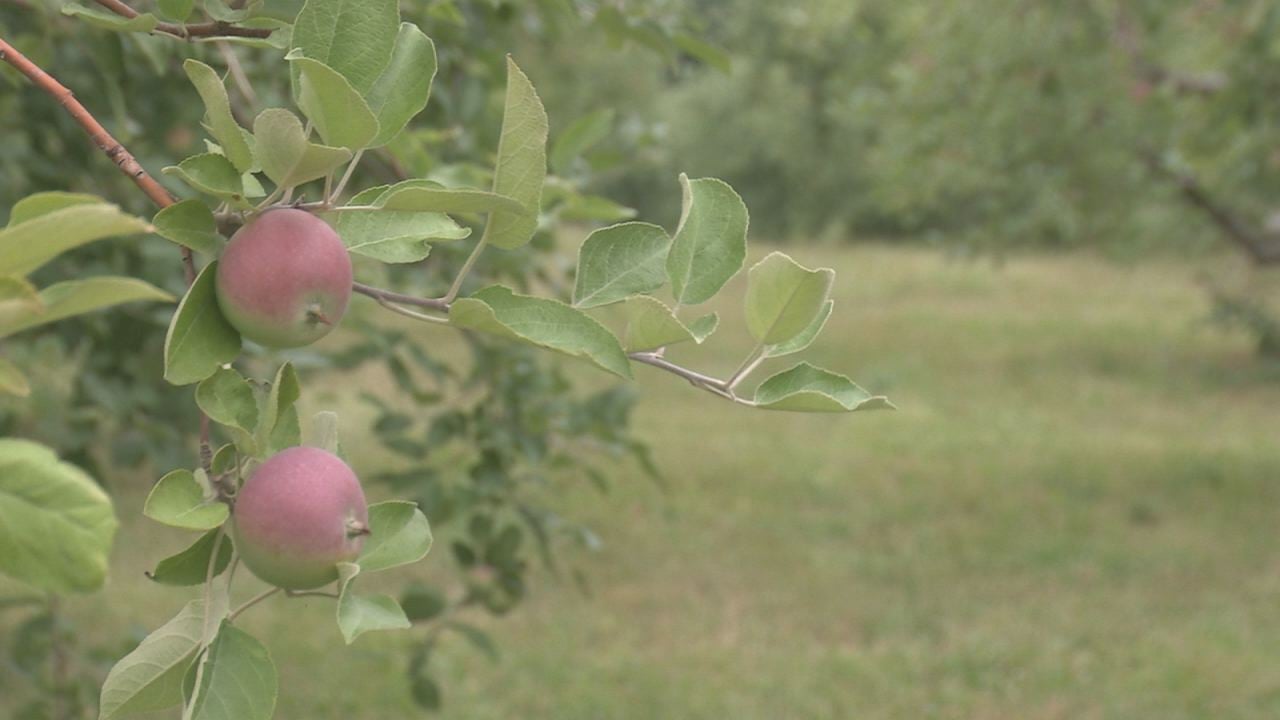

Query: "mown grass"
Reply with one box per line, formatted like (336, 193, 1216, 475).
(8, 244, 1280, 719)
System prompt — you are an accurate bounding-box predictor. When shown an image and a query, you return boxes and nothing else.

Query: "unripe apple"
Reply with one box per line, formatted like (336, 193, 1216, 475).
(216, 208, 352, 348)
(232, 446, 369, 590)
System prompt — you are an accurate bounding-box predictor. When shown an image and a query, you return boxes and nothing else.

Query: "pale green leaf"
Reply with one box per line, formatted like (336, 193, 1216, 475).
(7, 191, 100, 226)
(0, 439, 116, 593)
(153, 200, 223, 255)
(319, 208, 469, 263)
(156, 0, 194, 21)
(183, 60, 254, 173)
(144, 469, 229, 530)
(753, 362, 894, 413)
(0, 356, 29, 396)
(0, 277, 173, 340)
(61, 3, 158, 32)
(551, 108, 614, 175)
(162, 154, 248, 204)
(287, 54, 380, 150)
(336, 563, 411, 644)
(147, 529, 233, 586)
(764, 300, 832, 358)
(378, 185, 527, 217)
(0, 276, 42, 331)
(366, 23, 437, 147)
(450, 285, 632, 378)
(572, 222, 670, 308)
(558, 193, 637, 222)
(251, 108, 352, 188)
(666, 174, 749, 306)
(187, 621, 277, 720)
(674, 32, 732, 74)
(256, 362, 300, 457)
(481, 58, 549, 250)
(98, 601, 207, 719)
(688, 312, 720, 343)
(163, 262, 241, 386)
(290, 0, 398, 94)
(358, 501, 433, 573)
(623, 295, 700, 352)
(196, 367, 259, 456)
(0, 203, 151, 277)
(744, 251, 835, 344)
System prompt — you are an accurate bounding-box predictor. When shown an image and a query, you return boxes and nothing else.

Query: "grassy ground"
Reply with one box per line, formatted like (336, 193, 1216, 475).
(9, 244, 1280, 719)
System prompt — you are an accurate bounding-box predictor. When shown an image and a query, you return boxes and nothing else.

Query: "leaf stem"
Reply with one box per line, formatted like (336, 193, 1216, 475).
(725, 346, 766, 391)
(444, 239, 487, 303)
(373, 296, 450, 325)
(330, 149, 364, 204)
(228, 587, 280, 621)
(352, 282, 451, 312)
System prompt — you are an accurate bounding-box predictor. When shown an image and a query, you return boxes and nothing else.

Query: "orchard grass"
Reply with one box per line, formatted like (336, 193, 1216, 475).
(6, 243, 1279, 719)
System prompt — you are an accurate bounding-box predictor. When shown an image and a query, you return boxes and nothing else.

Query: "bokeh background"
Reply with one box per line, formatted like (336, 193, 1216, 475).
(3, 1, 1280, 718)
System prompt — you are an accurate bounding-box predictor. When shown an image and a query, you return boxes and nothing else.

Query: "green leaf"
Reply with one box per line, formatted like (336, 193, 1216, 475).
(744, 251, 835, 345)
(572, 222, 670, 309)
(196, 367, 259, 456)
(251, 108, 352, 188)
(290, 0, 399, 95)
(0, 439, 117, 594)
(764, 300, 832, 358)
(186, 621, 277, 720)
(451, 286, 632, 378)
(156, 0, 194, 21)
(183, 60, 254, 174)
(7, 191, 100, 226)
(358, 501, 433, 573)
(687, 312, 720, 343)
(287, 53, 380, 150)
(622, 295, 706, 352)
(211, 444, 238, 476)
(666, 174, 749, 306)
(481, 58, 549, 250)
(203, 0, 262, 22)
(152, 200, 223, 255)
(256, 362, 301, 456)
(144, 469, 229, 530)
(558, 193, 637, 223)
(147, 530, 233, 586)
(320, 208, 469, 263)
(753, 363, 894, 413)
(0, 356, 29, 396)
(163, 261, 241, 386)
(551, 108, 614, 175)
(162, 154, 248, 204)
(0, 277, 173, 340)
(336, 563, 411, 644)
(61, 3, 159, 32)
(0, 276, 41, 331)
(378, 184, 527, 217)
(98, 601, 207, 719)
(0, 202, 151, 277)
(365, 23, 437, 147)
(400, 583, 447, 622)
(674, 33, 732, 74)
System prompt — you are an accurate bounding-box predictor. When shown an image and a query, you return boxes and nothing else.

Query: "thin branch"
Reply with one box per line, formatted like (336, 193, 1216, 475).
(353, 282, 452, 311)
(1140, 150, 1280, 265)
(88, 0, 274, 40)
(228, 587, 280, 621)
(725, 345, 764, 391)
(373, 296, 450, 325)
(286, 589, 340, 599)
(628, 352, 756, 406)
(0, 38, 216, 466)
(444, 239, 487, 303)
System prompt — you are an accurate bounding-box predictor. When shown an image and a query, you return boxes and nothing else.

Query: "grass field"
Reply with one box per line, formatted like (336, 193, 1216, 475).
(8, 244, 1280, 719)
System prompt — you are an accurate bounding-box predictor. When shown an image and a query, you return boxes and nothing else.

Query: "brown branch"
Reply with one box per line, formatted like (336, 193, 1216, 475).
(88, 0, 273, 40)
(0, 37, 215, 455)
(1141, 151, 1280, 265)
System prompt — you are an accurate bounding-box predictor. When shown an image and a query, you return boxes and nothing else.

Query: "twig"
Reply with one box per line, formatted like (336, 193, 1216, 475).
(87, 0, 274, 40)
(286, 589, 340, 599)
(628, 351, 756, 406)
(352, 282, 452, 312)
(215, 40, 257, 118)
(374, 296, 450, 325)
(228, 587, 280, 621)
(0, 37, 215, 456)
(443, 239, 487, 302)
(724, 345, 764, 391)
(329, 150, 364, 204)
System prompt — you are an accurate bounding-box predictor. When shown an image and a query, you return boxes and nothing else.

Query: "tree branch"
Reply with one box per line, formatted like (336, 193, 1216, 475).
(88, 0, 274, 40)
(352, 282, 452, 312)
(1141, 150, 1280, 265)
(0, 37, 216, 456)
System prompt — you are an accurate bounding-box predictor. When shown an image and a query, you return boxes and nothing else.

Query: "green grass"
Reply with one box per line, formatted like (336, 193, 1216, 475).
(9, 244, 1280, 719)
